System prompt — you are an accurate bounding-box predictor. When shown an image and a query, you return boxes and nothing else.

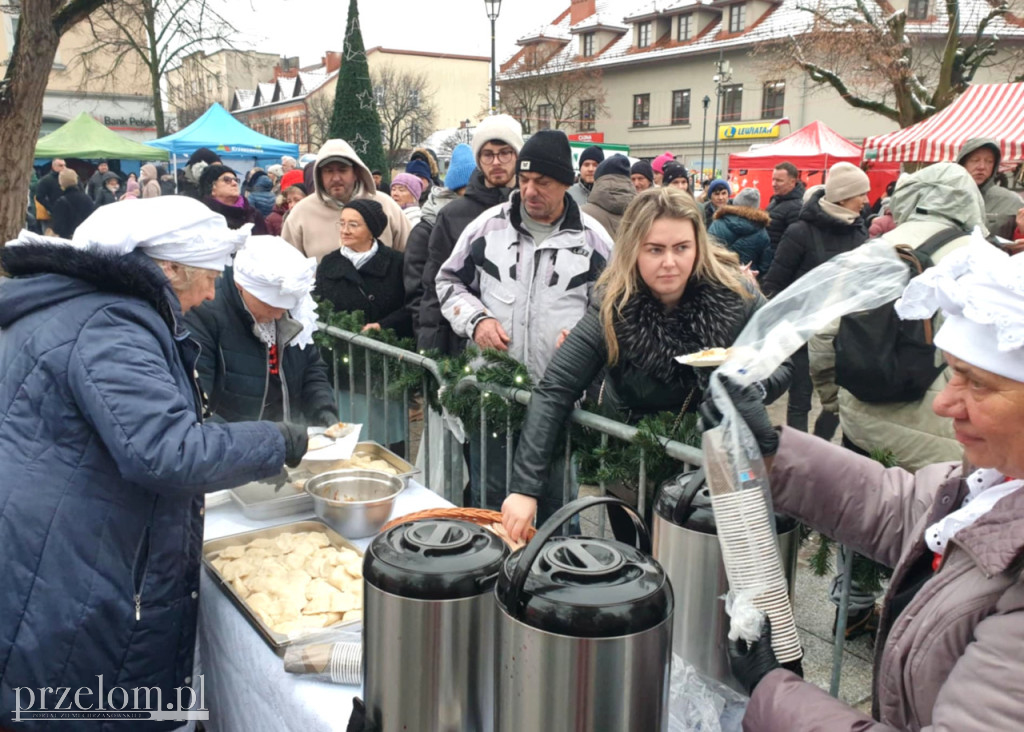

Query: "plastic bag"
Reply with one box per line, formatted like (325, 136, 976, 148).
(282, 624, 362, 685)
(667, 654, 748, 732)
(700, 240, 910, 665)
(724, 588, 766, 643)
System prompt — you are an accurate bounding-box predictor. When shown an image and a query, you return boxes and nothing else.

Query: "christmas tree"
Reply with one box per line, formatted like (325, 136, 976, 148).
(329, 0, 388, 174)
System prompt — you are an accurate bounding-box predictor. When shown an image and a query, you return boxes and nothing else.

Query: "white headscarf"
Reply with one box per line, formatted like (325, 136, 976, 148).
(69, 197, 248, 271)
(233, 235, 318, 349)
(895, 227, 1024, 382)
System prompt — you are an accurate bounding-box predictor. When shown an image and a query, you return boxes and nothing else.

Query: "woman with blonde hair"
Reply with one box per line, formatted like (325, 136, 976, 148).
(502, 187, 792, 538)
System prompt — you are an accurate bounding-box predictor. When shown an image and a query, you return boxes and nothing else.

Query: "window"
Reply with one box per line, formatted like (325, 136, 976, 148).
(632, 93, 650, 127)
(728, 3, 746, 33)
(637, 21, 652, 48)
(721, 83, 743, 122)
(374, 85, 385, 106)
(537, 103, 553, 130)
(671, 89, 691, 125)
(908, 0, 929, 20)
(582, 31, 595, 57)
(409, 122, 422, 144)
(761, 80, 785, 118)
(580, 99, 596, 132)
(409, 89, 420, 109)
(678, 13, 692, 41)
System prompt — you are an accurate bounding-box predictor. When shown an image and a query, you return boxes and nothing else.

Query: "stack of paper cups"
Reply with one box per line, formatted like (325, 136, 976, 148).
(328, 641, 362, 685)
(710, 489, 802, 663)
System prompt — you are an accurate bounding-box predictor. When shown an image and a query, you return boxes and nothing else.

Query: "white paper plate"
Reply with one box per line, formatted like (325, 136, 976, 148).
(303, 424, 363, 461)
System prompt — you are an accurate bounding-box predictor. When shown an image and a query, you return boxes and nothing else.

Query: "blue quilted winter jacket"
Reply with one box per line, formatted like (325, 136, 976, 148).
(0, 244, 285, 731)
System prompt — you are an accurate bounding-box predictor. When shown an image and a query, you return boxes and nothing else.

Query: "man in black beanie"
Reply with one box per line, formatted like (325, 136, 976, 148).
(568, 144, 605, 206)
(630, 160, 654, 192)
(435, 128, 613, 524)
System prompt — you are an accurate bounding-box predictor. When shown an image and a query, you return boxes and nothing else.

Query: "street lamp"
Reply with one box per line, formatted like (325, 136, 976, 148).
(700, 95, 711, 186)
(710, 54, 731, 181)
(484, 0, 503, 115)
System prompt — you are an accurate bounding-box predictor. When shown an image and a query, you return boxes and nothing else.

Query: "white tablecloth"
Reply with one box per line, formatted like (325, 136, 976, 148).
(199, 480, 450, 732)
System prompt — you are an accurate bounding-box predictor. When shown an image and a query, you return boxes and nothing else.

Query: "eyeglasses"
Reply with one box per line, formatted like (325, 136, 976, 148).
(479, 149, 515, 163)
(337, 220, 365, 232)
(219, 175, 238, 184)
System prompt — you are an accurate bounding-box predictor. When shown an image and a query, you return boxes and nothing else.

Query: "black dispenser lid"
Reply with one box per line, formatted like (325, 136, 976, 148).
(495, 497, 673, 638)
(654, 468, 797, 535)
(364, 519, 508, 600)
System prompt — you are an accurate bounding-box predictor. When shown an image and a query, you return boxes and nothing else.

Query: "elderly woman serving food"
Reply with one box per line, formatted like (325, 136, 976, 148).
(708, 234, 1024, 731)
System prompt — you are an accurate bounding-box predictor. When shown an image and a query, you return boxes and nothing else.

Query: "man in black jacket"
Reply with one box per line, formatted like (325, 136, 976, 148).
(85, 160, 109, 202)
(184, 236, 337, 425)
(766, 162, 805, 250)
(34, 158, 65, 232)
(417, 114, 523, 354)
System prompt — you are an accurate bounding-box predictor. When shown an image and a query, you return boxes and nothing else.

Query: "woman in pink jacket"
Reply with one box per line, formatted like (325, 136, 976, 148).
(707, 235, 1024, 731)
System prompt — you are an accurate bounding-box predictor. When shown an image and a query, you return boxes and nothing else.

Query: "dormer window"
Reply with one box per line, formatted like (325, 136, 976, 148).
(728, 3, 746, 33)
(637, 21, 652, 48)
(582, 31, 595, 57)
(678, 13, 692, 41)
(907, 0, 928, 20)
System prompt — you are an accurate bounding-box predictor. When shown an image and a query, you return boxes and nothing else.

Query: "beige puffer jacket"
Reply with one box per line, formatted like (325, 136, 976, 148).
(745, 428, 1024, 731)
(281, 139, 411, 261)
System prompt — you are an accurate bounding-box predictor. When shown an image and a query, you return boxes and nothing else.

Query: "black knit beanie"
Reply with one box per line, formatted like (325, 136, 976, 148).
(199, 164, 235, 196)
(187, 147, 222, 168)
(662, 161, 689, 187)
(595, 154, 631, 180)
(630, 160, 654, 183)
(345, 198, 387, 239)
(578, 145, 605, 167)
(517, 130, 575, 186)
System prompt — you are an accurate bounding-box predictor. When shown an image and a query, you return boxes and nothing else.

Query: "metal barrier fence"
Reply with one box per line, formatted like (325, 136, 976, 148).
(318, 322, 853, 694)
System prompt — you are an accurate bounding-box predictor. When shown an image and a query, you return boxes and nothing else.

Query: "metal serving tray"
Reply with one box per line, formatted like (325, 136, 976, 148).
(202, 519, 363, 656)
(228, 442, 419, 520)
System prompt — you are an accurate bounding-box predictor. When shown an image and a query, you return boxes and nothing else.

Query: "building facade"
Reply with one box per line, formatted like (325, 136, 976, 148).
(166, 48, 282, 131)
(1, 4, 155, 141)
(499, 0, 1024, 175)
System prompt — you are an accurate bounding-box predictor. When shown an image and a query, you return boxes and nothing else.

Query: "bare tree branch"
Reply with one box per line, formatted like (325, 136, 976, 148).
(372, 64, 437, 169)
(500, 45, 608, 134)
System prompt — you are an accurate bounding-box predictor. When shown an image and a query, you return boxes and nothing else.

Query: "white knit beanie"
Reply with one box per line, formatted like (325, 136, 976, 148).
(472, 114, 525, 161)
(825, 162, 870, 204)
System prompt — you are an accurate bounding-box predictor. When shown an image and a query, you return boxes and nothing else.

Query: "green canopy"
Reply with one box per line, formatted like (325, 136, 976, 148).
(34, 113, 168, 161)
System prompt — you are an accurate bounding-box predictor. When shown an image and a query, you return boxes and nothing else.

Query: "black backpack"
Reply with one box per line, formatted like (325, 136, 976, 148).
(834, 227, 965, 404)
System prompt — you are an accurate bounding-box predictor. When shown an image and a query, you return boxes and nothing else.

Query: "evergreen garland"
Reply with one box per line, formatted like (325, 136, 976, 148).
(330, 0, 388, 175)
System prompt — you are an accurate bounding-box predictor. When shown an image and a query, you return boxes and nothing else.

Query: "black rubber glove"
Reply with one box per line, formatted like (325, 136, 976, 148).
(275, 421, 308, 468)
(729, 616, 782, 695)
(699, 375, 779, 457)
(346, 698, 378, 732)
(314, 408, 340, 428)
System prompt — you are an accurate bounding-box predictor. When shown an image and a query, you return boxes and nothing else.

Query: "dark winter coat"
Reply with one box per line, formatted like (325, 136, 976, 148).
(50, 186, 95, 239)
(0, 244, 284, 731)
(761, 189, 869, 298)
(708, 204, 773, 272)
(402, 186, 461, 336)
(247, 172, 276, 217)
(34, 170, 62, 217)
(202, 195, 268, 235)
(183, 266, 336, 424)
(316, 244, 412, 338)
(86, 169, 107, 202)
(95, 172, 122, 207)
(510, 281, 793, 499)
(265, 203, 286, 236)
(766, 180, 807, 248)
(417, 170, 512, 354)
(703, 198, 730, 228)
(581, 174, 636, 238)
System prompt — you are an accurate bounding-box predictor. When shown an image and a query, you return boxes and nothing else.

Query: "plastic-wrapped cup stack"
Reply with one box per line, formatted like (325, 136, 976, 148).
(709, 488, 802, 663)
(328, 641, 362, 685)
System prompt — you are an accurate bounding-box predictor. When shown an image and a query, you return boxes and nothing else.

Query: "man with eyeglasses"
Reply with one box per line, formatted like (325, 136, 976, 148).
(417, 114, 524, 354)
(436, 129, 613, 522)
(282, 139, 411, 262)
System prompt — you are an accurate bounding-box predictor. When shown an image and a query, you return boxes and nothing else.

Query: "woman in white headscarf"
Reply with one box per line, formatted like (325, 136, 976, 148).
(704, 233, 1024, 731)
(0, 197, 308, 731)
(184, 235, 337, 425)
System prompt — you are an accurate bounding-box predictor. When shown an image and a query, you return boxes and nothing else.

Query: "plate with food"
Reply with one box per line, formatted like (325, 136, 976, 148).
(675, 347, 733, 367)
(304, 422, 363, 461)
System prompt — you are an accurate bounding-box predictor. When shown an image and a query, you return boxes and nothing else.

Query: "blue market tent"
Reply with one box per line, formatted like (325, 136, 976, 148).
(148, 103, 298, 167)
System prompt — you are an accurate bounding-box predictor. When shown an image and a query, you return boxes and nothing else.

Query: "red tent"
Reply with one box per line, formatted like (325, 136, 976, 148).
(728, 120, 899, 207)
(863, 83, 1024, 163)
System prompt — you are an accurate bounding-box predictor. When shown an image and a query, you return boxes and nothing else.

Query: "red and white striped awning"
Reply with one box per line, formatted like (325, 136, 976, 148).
(863, 83, 1024, 163)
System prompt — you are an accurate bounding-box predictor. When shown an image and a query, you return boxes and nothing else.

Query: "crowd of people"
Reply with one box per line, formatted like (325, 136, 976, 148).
(5, 117, 1024, 730)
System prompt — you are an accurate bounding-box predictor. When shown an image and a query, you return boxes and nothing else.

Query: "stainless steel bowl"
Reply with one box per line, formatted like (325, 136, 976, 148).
(305, 469, 404, 538)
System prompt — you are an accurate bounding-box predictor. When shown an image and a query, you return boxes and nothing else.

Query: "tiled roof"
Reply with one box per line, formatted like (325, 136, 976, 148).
(505, 0, 1024, 74)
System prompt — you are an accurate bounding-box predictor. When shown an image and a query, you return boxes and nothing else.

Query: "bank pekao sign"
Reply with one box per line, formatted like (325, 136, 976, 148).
(103, 115, 157, 131)
(717, 120, 788, 141)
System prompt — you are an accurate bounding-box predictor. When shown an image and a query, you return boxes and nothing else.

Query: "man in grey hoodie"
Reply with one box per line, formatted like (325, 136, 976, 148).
(956, 137, 1022, 239)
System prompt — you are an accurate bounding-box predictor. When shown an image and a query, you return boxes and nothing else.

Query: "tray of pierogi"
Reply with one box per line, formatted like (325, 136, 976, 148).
(203, 521, 364, 654)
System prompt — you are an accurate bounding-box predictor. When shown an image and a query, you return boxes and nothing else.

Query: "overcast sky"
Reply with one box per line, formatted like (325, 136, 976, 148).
(234, 0, 555, 67)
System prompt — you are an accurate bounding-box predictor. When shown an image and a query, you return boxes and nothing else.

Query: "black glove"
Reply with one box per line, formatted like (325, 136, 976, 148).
(275, 422, 308, 468)
(314, 408, 340, 428)
(729, 616, 782, 695)
(699, 375, 779, 457)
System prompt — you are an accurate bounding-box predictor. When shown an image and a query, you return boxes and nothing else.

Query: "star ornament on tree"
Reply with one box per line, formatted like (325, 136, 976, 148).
(356, 89, 375, 110)
(350, 133, 370, 155)
(345, 43, 365, 63)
